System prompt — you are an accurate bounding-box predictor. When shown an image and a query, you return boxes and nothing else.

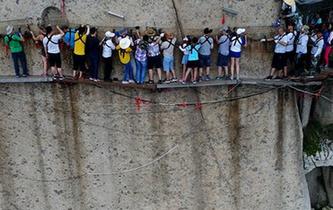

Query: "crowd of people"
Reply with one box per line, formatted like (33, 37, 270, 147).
(3, 24, 248, 84)
(263, 19, 332, 80)
(2, 6, 333, 84)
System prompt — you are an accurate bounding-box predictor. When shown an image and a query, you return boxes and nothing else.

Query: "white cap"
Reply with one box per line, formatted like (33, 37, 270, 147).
(6, 25, 13, 35)
(236, 28, 246, 35)
(105, 31, 115, 38)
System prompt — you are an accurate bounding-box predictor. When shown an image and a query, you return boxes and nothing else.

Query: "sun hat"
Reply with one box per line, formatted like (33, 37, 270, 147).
(6, 25, 13, 35)
(236, 28, 246, 35)
(119, 37, 131, 49)
(105, 31, 115, 38)
(144, 28, 156, 37)
(204, 28, 213, 34)
(283, 0, 295, 6)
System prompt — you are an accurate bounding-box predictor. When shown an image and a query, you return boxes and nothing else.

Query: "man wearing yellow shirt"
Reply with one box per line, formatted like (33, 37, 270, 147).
(116, 37, 134, 84)
(73, 25, 90, 79)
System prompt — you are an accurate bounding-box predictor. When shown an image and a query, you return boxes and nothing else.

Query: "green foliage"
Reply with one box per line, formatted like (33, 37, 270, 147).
(303, 120, 322, 156)
(303, 121, 333, 156)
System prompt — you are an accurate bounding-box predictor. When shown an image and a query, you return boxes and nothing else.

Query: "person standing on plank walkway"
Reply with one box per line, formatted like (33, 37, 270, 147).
(42, 25, 65, 80)
(4, 25, 29, 78)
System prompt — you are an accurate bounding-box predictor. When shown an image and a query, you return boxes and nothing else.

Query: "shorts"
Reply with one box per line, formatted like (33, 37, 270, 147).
(48, 53, 61, 68)
(182, 55, 189, 65)
(199, 54, 211, 67)
(147, 55, 162, 69)
(271, 53, 286, 70)
(230, 51, 241, 58)
(187, 60, 200, 68)
(217, 53, 229, 67)
(163, 56, 174, 72)
(73, 54, 86, 72)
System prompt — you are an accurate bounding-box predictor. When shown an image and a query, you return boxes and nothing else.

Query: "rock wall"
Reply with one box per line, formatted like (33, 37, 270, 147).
(0, 83, 310, 210)
(0, 0, 279, 78)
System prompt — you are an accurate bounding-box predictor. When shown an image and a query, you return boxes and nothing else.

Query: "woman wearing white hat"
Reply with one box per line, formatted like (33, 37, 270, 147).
(100, 31, 116, 81)
(229, 28, 247, 81)
(116, 37, 134, 84)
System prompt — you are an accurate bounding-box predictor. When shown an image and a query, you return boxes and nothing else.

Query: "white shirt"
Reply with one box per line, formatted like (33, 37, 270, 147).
(102, 39, 115, 58)
(311, 35, 324, 57)
(230, 36, 244, 53)
(274, 34, 288, 54)
(296, 33, 309, 54)
(43, 34, 63, 54)
(286, 31, 297, 52)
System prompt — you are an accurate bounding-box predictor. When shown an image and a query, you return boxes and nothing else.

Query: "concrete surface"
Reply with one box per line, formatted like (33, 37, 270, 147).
(0, 83, 310, 210)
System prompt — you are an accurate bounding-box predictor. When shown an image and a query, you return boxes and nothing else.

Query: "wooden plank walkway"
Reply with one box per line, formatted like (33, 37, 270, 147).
(0, 76, 53, 83)
(157, 78, 322, 89)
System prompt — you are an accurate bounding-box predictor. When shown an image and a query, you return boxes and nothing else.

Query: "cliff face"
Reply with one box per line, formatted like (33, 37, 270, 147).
(0, 83, 309, 210)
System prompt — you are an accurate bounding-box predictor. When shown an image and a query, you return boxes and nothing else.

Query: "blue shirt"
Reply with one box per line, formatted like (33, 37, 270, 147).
(63, 29, 76, 49)
(218, 35, 230, 56)
(198, 35, 213, 56)
(186, 44, 201, 61)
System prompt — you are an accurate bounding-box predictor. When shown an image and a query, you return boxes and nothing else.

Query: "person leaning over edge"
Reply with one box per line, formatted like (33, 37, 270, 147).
(86, 27, 101, 82)
(100, 31, 116, 81)
(4, 25, 29, 78)
(262, 27, 288, 80)
(215, 26, 231, 80)
(198, 28, 214, 81)
(30, 27, 48, 76)
(42, 25, 65, 80)
(73, 24, 90, 80)
(294, 25, 309, 77)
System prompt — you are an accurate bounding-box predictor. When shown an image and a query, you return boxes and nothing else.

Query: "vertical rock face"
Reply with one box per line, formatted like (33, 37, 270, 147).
(0, 84, 309, 210)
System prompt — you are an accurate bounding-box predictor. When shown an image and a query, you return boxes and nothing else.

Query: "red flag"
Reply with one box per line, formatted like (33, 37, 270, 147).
(221, 15, 226, 25)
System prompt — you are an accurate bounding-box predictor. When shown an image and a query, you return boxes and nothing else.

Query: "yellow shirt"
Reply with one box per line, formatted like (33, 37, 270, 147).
(74, 33, 87, 56)
(116, 45, 132, 64)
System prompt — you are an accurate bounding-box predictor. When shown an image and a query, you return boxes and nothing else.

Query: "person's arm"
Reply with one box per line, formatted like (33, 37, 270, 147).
(30, 31, 38, 41)
(328, 32, 333, 45)
(86, 25, 90, 35)
(243, 35, 248, 47)
(99, 37, 106, 46)
(56, 25, 65, 36)
(210, 37, 214, 49)
(4, 37, 9, 57)
(110, 40, 116, 50)
(18, 32, 25, 42)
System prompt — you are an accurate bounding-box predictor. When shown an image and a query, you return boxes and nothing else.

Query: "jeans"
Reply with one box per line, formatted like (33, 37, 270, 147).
(88, 55, 99, 79)
(135, 59, 147, 84)
(103, 56, 113, 80)
(324, 46, 332, 66)
(12, 52, 28, 76)
(123, 62, 133, 81)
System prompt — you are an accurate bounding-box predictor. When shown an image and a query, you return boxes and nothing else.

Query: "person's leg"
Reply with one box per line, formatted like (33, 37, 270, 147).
(11, 53, 20, 76)
(19, 52, 29, 76)
(128, 62, 134, 82)
(141, 60, 147, 84)
(135, 60, 141, 83)
(104, 57, 111, 80)
(224, 65, 229, 77)
(163, 57, 170, 81)
(157, 68, 162, 81)
(324, 46, 332, 66)
(193, 67, 198, 82)
(184, 68, 192, 82)
(230, 57, 235, 80)
(42, 55, 48, 76)
(56, 54, 63, 78)
(205, 55, 211, 78)
(236, 58, 240, 80)
(123, 64, 130, 82)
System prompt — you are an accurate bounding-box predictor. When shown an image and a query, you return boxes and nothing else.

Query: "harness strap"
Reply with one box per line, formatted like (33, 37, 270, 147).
(200, 36, 212, 46)
(74, 34, 86, 45)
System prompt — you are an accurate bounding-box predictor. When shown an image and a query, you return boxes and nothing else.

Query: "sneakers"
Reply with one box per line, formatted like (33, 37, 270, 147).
(15, 75, 20, 78)
(181, 81, 186, 85)
(59, 76, 64, 81)
(205, 75, 211, 81)
(22, 74, 29, 78)
(216, 76, 222, 80)
(122, 80, 129, 84)
(148, 80, 154, 84)
(265, 75, 273, 80)
(192, 80, 197, 84)
(129, 80, 135, 84)
(94, 79, 100, 82)
(89, 77, 94, 81)
(171, 78, 178, 83)
(158, 80, 162, 84)
(164, 80, 171, 84)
